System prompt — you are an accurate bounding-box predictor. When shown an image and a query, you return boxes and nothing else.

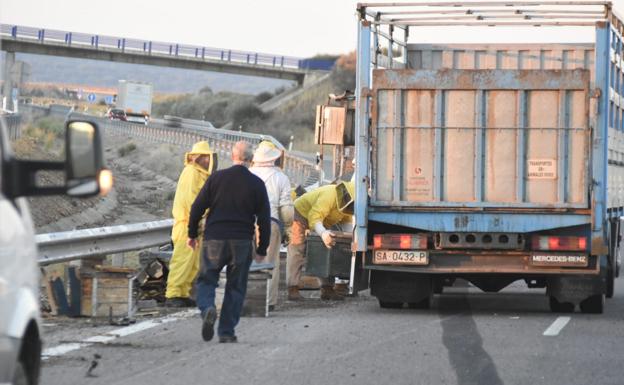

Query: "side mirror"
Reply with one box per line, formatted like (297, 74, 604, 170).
(65, 120, 112, 197)
(5, 120, 112, 198)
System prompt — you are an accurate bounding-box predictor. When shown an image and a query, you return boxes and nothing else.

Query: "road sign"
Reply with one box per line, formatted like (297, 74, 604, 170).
(105, 95, 114, 104)
(87, 93, 96, 103)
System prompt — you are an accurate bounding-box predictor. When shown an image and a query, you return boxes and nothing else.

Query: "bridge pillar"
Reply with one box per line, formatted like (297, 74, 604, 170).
(2, 51, 15, 111)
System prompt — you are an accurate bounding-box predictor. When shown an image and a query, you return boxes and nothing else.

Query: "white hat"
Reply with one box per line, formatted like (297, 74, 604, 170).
(253, 145, 282, 163)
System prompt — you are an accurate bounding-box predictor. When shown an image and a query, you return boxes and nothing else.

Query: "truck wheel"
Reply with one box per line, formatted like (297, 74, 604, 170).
(579, 294, 604, 314)
(407, 296, 431, 309)
(549, 296, 574, 313)
(378, 300, 403, 309)
(432, 279, 444, 294)
(607, 262, 615, 299)
(12, 361, 29, 385)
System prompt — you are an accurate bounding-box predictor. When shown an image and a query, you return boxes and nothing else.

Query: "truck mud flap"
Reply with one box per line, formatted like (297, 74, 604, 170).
(370, 270, 431, 303)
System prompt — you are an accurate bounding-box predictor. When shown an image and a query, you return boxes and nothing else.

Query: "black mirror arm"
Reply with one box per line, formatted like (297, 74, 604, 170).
(8, 158, 67, 198)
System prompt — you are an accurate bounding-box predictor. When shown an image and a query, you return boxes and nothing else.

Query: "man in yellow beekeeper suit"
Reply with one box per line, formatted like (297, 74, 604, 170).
(287, 181, 355, 301)
(166, 141, 217, 307)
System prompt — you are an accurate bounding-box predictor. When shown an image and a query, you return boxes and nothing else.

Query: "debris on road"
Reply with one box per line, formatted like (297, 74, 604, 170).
(85, 353, 101, 377)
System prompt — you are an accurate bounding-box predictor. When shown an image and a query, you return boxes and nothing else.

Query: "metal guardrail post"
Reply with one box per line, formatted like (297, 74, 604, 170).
(175, 44, 179, 56)
(148, 41, 152, 55)
(228, 50, 232, 61)
(11, 25, 17, 39)
(254, 53, 258, 65)
(95, 35, 99, 49)
(122, 38, 126, 52)
(281, 56, 284, 67)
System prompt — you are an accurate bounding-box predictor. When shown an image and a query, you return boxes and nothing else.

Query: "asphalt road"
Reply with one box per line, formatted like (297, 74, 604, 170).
(41, 278, 624, 385)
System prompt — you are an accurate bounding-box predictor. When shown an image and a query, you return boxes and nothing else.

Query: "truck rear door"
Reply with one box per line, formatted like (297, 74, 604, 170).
(371, 68, 590, 210)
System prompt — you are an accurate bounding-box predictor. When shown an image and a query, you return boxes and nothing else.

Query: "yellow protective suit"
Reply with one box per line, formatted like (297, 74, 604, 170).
(293, 181, 355, 230)
(166, 142, 216, 299)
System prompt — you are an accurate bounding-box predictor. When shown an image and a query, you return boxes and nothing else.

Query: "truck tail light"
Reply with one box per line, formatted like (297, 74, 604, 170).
(531, 236, 587, 251)
(372, 234, 427, 250)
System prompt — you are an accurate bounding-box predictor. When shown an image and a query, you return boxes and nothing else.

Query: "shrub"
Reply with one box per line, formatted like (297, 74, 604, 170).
(254, 91, 273, 104)
(118, 142, 137, 157)
(36, 117, 65, 138)
(228, 102, 266, 130)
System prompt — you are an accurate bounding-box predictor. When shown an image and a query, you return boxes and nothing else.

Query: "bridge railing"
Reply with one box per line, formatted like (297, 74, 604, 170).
(1, 23, 303, 69)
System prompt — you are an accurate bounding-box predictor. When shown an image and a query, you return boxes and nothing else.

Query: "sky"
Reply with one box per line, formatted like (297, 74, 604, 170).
(2, 1, 624, 58)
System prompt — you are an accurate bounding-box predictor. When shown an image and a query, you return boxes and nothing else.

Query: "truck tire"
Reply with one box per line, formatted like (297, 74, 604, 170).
(12, 361, 29, 385)
(579, 294, 604, 314)
(432, 279, 444, 294)
(549, 296, 575, 313)
(378, 300, 403, 309)
(408, 296, 431, 309)
(606, 260, 615, 299)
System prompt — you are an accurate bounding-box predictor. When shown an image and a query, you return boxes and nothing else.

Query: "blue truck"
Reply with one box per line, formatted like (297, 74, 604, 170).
(347, 1, 624, 313)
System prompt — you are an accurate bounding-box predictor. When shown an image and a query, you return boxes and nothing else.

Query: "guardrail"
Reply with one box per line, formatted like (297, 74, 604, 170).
(20, 103, 320, 187)
(1, 23, 303, 70)
(36, 220, 275, 272)
(36, 220, 173, 266)
(99, 117, 320, 187)
(2, 113, 22, 141)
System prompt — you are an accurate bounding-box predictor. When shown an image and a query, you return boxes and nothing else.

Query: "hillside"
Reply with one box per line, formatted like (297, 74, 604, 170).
(245, 52, 356, 152)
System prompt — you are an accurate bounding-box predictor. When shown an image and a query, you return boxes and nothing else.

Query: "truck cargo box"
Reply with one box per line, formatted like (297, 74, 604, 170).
(347, 1, 624, 312)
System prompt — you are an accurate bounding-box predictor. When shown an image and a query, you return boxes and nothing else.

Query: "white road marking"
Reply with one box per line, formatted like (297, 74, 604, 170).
(543, 316, 571, 336)
(42, 309, 199, 359)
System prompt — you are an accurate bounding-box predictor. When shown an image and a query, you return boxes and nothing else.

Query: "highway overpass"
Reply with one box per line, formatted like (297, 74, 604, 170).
(0, 24, 308, 83)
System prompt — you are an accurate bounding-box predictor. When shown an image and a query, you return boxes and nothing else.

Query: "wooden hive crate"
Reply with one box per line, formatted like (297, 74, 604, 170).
(216, 270, 271, 317)
(241, 271, 271, 317)
(80, 266, 133, 318)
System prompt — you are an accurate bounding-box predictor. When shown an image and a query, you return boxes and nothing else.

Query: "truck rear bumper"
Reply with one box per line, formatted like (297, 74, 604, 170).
(365, 251, 600, 275)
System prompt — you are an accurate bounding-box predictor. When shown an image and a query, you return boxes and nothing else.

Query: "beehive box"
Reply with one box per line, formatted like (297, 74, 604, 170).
(305, 232, 353, 279)
(216, 270, 271, 317)
(80, 267, 133, 318)
(241, 271, 271, 317)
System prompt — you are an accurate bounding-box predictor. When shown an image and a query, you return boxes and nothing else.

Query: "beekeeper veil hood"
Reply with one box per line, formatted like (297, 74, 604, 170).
(336, 181, 355, 215)
(185, 141, 217, 174)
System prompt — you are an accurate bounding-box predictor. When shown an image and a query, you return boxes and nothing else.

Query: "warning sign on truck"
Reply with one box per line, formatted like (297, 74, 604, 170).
(527, 159, 557, 179)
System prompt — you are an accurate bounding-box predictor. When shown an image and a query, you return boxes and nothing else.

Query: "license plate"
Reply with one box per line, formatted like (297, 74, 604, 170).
(373, 250, 429, 265)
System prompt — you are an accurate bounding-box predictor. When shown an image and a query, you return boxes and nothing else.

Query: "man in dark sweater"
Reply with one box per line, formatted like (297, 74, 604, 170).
(187, 141, 271, 343)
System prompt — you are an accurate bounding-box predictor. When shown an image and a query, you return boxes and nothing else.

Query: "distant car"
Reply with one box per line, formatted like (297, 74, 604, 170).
(106, 108, 127, 121)
(125, 112, 149, 125)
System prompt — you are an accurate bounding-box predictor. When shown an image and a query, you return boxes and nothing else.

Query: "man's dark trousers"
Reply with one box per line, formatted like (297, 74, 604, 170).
(196, 239, 253, 337)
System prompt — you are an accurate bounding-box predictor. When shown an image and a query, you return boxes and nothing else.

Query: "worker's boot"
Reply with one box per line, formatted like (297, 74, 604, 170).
(320, 285, 345, 301)
(288, 286, 304, 301)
